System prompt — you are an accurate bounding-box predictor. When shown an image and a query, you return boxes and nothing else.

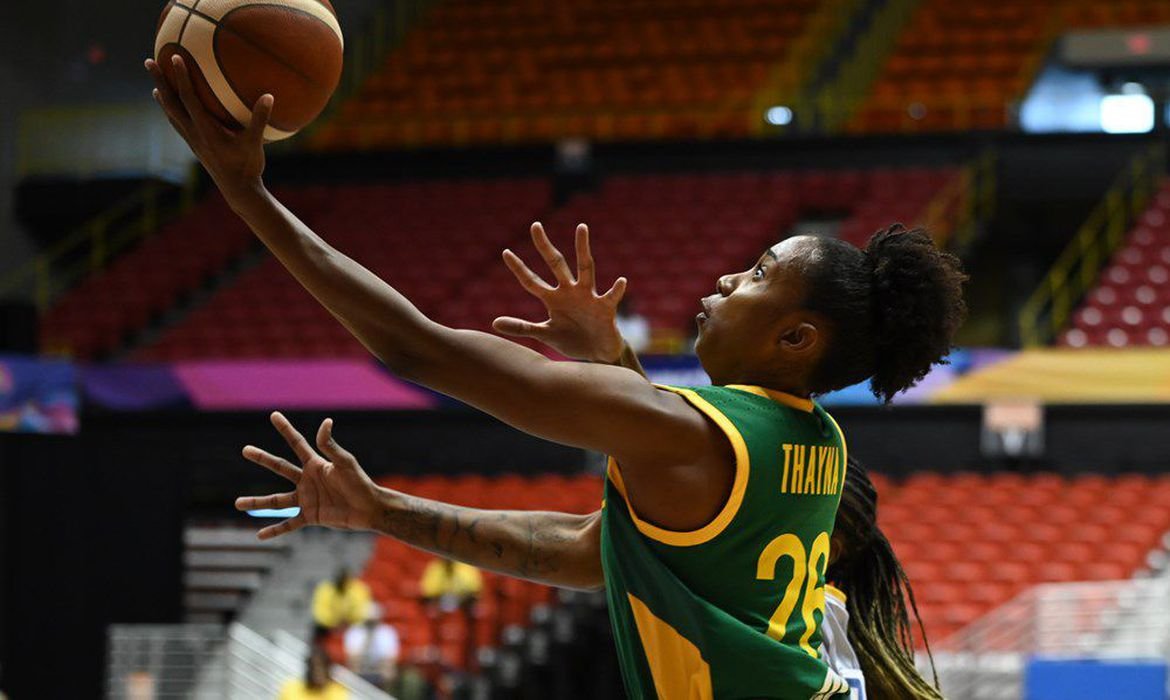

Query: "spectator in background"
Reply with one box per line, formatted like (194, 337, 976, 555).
(615, 296, 650, 353)
(420, 557, 482, 612)
(278, 646, 348, 700)
(343, 604, 400, 691)
(312, 567, 371, 638)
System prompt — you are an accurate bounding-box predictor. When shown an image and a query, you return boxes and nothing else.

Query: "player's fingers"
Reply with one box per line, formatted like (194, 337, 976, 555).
(316, 418, 354, 465)
(502, 249, 553, 298)
(146, 59, 193, 133)
(530, 222, 574, 284)
(235, 492, 298, 511)
(602, 276, 628, 306)
(575, 224, 596, 290)
(153, 89, 193, 141)
(242, 445, 303, 483)
(169, 55, 214, 135)
(492, 316, 550, 339)
(270, 411, 318, 465)
(258, 515, 305, 540)
(248, 94, 274, 146)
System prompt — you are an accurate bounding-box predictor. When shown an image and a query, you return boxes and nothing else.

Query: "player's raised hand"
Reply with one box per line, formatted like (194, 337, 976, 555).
(493, 222, 629, 363)
(235, 413, 383, 540)
(145, 55, 272, 201)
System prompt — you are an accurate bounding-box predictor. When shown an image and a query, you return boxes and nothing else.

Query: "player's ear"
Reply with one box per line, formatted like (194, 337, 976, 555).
(779, 321, 818, 354)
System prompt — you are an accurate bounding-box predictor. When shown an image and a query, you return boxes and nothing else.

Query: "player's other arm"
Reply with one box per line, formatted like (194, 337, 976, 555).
(237, 414, 604, 590)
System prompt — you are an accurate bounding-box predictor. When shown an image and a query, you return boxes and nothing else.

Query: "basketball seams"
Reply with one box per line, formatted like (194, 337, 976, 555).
(179, 0, 341, 42)
(214, 5, 339, 90)
(159, 0, 336, 140)
(177, 0, 203, 43)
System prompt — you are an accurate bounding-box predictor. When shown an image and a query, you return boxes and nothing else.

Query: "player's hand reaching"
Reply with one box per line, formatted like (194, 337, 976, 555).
(235, 412, 383, 540)
(493, 223, 629, 363)
(145, 56, 271, 202)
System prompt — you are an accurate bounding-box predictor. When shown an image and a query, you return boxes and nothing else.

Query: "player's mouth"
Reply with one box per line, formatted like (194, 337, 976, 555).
(696, 298, 713, 326)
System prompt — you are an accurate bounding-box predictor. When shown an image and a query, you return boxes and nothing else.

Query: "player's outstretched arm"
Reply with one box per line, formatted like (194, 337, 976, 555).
(236, 413, 604, 591)
(494, 223, 648, 380)
(146, 57, 719, 487)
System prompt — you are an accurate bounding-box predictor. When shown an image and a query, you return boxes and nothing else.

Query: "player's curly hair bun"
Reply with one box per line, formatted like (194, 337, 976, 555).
(865, 224, 967, 403)
(804, 224, 967, 404)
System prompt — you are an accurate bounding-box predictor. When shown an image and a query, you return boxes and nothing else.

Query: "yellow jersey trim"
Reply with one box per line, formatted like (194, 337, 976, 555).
(825, 584, 847, 604)
(605, 386, 750, 547)
(626, 593, 714, 700)
(823, 410, 848, 478)
(725, 384, 815, 413)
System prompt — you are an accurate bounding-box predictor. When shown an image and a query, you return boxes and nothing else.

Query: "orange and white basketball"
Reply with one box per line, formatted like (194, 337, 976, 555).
(154, 0, 344, 141)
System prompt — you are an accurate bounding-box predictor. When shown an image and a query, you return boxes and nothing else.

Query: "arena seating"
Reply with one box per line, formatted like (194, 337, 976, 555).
(309, 0, 823, 149)
(875, 471, 1170, 642)
(356, 473, 600, 674)
(850, 0, 1060, 133)
(37, 195, 255, 359)
(1063, 0, 1170, 28)
(851, 0, 1170, 134)
(450, 167, 958, 335)
(135, 179, 551, 361)
(346, 469, 1170, 668)
(1061, 180, 1170, 348)
(119, 166, 956, 360)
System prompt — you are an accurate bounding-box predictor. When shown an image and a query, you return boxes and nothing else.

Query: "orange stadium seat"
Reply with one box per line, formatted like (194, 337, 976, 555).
(879, 471, 1170, 643)
(309, 0, 826, 149)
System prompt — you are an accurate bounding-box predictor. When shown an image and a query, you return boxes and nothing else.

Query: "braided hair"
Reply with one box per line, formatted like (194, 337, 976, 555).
(829, 457, 943, 700)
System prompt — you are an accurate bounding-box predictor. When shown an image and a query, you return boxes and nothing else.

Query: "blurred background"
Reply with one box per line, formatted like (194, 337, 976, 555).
(3, 0, 1170, 698)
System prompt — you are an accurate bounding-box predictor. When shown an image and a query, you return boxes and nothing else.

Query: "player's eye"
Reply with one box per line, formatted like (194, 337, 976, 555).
(752, 264, 766, 280)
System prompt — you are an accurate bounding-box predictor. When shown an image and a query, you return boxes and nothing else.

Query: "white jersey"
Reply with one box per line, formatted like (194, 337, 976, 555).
(820, 585, 866, 700)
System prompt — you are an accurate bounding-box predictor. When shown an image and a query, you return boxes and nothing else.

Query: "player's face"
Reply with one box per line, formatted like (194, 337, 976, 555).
(695, 236, 821, 385)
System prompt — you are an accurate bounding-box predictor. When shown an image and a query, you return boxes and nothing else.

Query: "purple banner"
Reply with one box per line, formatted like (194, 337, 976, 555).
(173, 360, 437, 411)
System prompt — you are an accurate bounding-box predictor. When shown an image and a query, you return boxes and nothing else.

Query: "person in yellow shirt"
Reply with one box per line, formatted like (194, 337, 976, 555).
(278, 647, 348, 700)
(312, 568, 371, 637)
(420, 557, 482, 612)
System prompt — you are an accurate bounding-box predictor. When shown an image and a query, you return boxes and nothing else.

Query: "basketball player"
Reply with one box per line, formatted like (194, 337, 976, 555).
(490, 235, 944, 700)
(149, 57, 965, 698)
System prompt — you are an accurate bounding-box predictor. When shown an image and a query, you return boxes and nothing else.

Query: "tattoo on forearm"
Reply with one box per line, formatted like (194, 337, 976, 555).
(378, 494, 596, 587)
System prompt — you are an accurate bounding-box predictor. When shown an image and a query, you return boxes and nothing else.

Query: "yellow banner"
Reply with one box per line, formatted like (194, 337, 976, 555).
(933, 348, 1170, 404)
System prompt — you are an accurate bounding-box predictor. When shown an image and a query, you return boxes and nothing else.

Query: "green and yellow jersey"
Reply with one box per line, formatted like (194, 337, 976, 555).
(601, 384, 850, 700)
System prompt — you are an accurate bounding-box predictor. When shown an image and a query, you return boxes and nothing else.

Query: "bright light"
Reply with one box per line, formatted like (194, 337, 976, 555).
(765, 106, 793, 126)
(247, 507, 301, 518)
(1100, 94, 1155, 134)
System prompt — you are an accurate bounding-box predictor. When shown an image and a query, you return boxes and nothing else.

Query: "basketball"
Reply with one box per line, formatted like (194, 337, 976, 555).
(154, 0, 344, 141)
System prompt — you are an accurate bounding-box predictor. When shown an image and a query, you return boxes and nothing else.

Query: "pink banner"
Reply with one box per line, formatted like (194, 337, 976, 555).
(174, 360, 436, 410)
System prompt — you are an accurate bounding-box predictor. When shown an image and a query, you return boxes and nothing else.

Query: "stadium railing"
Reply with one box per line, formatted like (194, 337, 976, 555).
(0, 177, 196, 312)
(1018, 143, 1165, 347)
(107, 623, 389, 700)
(931, 577, 1170, 700)
(919, 149, 997, 252)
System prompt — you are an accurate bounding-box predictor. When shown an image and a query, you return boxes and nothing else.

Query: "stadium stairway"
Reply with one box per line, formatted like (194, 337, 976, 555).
(235, 528, 376, 642)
